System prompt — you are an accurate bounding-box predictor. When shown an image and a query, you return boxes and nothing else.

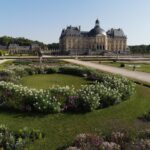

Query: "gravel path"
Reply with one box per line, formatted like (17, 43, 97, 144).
(63, 59, 150, 83)
(0, 59, 11, 64)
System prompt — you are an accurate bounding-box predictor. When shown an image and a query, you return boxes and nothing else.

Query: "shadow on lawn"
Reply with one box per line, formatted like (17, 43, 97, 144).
(0, 106, 47, 118)
(0, 106, 89, 119)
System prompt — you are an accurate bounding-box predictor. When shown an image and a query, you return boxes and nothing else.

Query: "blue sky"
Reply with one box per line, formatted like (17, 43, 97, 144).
(0, 0, 150, 45)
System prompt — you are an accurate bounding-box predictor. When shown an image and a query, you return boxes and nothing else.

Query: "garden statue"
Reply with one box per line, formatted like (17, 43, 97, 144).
(133, 65, 136, 71)
(37, 49, 43, 64)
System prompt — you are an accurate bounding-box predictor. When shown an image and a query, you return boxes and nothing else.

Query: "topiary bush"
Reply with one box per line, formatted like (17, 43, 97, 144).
(120, 63, 125, 68)
(44, 66, 59, 74)
(59, 66, 88, 77)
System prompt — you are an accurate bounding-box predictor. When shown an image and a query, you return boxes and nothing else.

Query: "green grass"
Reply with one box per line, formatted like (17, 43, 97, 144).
(21, 74, 89, 89)
(0, 60, 14, 70)
(98, 61, 150, 73)
(0, 85, 150, 150)
(0, 50, 8, 55)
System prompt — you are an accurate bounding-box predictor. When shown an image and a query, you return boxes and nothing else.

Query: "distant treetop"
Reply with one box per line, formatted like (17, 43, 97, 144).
(0, 36, 45, 47)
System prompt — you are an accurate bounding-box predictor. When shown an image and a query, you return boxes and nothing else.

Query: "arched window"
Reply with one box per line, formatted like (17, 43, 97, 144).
(97, 45, 99, 49)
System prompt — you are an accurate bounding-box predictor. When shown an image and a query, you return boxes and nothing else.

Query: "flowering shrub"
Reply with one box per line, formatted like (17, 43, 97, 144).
(106, 131, 131, 150)
(0, 69, 17, 82)
(62, 67, 135, 104)
(140, 111, 150, 121)
(0, 77, 135, 113)
(73, 133, 103, 150)
(131, 139, 150, 150)
(100, 142, 120, 150)
(0, 124, 44, 150)
(102, 76, 135, 100)
(0, 64, 135, 113)
(66, 147, 80, 150)
(64, 130, 150, 150)
(48, 85, 77, 111)
(0, 81, 61, 113)
(77, 84, 101, 111)
(77, 82, 123, 111)
(133, 129, 150, 150)
(138, 130, 150, 139)
(64, 133, 121, 150)
(8, 65, 29, 77)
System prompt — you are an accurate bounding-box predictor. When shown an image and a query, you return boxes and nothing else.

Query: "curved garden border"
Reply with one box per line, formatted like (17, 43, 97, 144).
(0, 65, 135, 113)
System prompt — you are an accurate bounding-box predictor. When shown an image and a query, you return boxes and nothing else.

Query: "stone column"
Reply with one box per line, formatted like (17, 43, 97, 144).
(105, 36, 108, 50)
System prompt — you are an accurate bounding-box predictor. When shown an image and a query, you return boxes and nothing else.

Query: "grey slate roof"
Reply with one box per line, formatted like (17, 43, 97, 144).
(60, 20, 126, 39)
(8, 44, 19, 49)
(107, 28, 126, 38)
(81, 31, 88, 37)
(60, 26, 81, 39)
(60, 25, 106, 38)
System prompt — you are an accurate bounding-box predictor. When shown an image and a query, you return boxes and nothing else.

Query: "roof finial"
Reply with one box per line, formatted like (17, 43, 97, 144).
(95, 18, 100, 26)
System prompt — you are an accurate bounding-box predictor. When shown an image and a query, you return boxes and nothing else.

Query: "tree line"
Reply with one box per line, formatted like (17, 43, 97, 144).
(0, 36, 60, 50)
(129, 45, 150, 54)
(0, 36, 45, 47)
(47, 43, 59, 50)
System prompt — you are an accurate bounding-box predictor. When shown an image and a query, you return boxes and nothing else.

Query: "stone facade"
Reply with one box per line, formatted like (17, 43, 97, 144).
(60, 19, 127, 55)
(8, 43, 41, 54)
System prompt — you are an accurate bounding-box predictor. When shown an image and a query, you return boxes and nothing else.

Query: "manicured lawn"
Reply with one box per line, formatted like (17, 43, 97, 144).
(96, 61, 150, 73)
(21, 74, 89, 89)
(0, 85, 150, 150)
(0, 60, 14, 70)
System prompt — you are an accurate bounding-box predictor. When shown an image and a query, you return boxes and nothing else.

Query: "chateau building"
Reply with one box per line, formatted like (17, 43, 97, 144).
(8, 43, 41, 54)
(60, 19, 127, 55)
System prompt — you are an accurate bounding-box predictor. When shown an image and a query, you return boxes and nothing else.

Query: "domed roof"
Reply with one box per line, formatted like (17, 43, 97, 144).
(89, 26, 106, 36)
(88, 19, 106, 36)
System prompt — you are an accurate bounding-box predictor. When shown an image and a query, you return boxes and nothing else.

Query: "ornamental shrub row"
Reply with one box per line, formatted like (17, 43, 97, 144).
(0, 64, 135, 113)
(0, 81, 61, 113)
(0, 79, 135, 113)
(77, 82, 122, 111)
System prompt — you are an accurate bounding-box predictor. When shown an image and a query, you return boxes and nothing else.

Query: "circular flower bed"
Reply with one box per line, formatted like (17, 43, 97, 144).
(0, 64, 135, 113)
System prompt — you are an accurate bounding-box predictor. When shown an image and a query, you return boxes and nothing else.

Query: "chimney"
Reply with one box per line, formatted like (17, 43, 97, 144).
(79, 26, 81, 31)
